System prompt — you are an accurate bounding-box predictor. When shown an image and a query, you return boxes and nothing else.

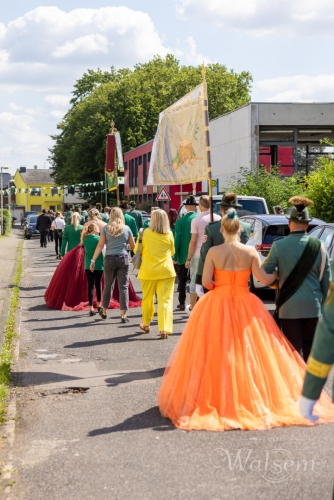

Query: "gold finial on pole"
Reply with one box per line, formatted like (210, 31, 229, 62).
(201, 62, 206, 82)
(110, 120, 117, 135)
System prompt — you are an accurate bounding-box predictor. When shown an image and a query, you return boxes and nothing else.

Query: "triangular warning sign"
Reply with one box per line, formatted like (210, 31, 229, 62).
(156, 187, 171, 201)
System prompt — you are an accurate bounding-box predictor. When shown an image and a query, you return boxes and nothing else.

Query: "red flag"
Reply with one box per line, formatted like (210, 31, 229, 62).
(105, 134, 116, 173)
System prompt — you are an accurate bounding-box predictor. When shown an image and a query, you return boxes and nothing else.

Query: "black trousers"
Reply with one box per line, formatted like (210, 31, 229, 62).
(85, 269, 103, 306)
(54, 231, 63, 255)
(176, 264, 188, 305)
(280, 317, 319, 362)
(48, 230, 54, 242)
(40, 230, 48, 247)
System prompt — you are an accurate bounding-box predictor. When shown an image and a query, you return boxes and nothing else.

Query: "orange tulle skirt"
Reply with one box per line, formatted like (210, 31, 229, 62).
(158, 270, 334, 431)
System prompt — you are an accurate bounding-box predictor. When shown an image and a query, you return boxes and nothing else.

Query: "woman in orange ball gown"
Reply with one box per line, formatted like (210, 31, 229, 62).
(158, 209, 334, 431)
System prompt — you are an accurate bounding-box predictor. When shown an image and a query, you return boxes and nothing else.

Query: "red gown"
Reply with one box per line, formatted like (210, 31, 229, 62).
(44, 245, 141, 311)
(158, 269, 334, 431)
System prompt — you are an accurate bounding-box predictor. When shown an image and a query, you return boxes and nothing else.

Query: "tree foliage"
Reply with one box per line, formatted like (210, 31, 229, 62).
(227, 166, 306, 213)
(306, 139, 334, 222)
(49, 54, 252, 186)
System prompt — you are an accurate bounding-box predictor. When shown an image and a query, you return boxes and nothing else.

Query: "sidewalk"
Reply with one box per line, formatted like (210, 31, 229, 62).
(0, 226, 23, 345)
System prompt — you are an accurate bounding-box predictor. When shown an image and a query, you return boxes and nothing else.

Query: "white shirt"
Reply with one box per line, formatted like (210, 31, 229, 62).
(191, 210, 221, 256)
(53, 217, 65, 230)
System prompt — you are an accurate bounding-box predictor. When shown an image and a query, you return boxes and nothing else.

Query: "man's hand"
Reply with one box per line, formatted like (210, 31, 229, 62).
(90, 261, 95, 272)
(299, 396, 319, 423)
(185, 260, 190, 269)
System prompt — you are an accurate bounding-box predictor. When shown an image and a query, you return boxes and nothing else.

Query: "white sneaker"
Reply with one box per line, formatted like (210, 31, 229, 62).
(186, 305, 193, 315)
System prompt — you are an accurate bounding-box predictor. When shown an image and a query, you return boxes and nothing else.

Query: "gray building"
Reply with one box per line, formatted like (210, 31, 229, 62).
(210, 102, 334, 188)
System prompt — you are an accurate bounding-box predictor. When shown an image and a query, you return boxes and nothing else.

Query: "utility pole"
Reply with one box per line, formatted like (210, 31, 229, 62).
(0, 166, 9, 235)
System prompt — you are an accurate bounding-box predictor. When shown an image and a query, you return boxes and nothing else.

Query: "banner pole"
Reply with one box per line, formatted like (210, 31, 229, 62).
(202, 64, 213, 222)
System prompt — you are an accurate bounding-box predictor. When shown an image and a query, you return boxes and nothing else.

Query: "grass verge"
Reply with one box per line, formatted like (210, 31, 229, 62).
(0, 241, 23, 423)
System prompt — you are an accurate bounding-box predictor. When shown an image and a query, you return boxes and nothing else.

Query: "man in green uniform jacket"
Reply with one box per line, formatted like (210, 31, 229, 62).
(195, 193, 251, 286)
(119, 202, 138, 240)
(263, 197, 330, 361)
(129, 201, 143, 230)
(65, 204, 73, 225)
(299, 259, 334, 422)
(174, 195, 198, 310)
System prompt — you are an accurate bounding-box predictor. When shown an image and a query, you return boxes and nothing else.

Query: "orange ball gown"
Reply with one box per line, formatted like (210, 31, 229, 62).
(158, 269, 334, 431)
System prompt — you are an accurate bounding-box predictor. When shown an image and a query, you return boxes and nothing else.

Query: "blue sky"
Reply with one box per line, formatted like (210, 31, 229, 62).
(1, 0, 334, 175)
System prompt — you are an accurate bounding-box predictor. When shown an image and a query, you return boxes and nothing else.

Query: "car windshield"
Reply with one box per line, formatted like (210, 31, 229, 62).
(263, 224, 288, 244)
(28, 216, 38, 223)
(237, 200, 266, 216)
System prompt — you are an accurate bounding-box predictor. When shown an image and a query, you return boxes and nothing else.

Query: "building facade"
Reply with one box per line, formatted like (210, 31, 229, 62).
(14, 167, 63, 213)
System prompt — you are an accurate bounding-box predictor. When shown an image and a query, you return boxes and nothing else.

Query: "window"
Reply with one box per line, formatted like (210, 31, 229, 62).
(148, 152, 151, 162)
(30, 205, 41, 212)
(319, 227, 334, 250)
(135, 157, 138, 186)
(309, 227, 323, 239)
(143, 154, 147, 185)
(138, 156, 142, 165)
(130, 159, 135, 187)
(51, 187, 58, 196)
(124, 161, 127, 171)
(263, 225, 288, 244)
(30, 186, 41, 196)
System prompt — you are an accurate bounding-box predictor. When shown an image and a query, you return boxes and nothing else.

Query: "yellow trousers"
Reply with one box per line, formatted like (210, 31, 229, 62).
(140, 278, 175, 333)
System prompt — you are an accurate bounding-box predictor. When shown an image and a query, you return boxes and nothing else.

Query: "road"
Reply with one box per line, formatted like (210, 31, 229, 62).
(2, 234, 334, 499)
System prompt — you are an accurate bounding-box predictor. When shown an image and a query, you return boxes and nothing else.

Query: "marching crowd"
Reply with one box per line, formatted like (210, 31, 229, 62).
(38, 193, 334, 431)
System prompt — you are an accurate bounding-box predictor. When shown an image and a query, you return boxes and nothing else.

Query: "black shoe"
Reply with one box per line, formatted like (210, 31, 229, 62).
(44, 244, 47, 248)
(56, 255, 59, 259)
(177, 304, 185, 311)
(89, 310, 96, 316)
(98, 309, 107, 320)
(121, 316, 129, 323)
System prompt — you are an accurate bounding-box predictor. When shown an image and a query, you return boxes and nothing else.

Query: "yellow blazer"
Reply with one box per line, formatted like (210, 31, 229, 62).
(134, 229, 176, 281)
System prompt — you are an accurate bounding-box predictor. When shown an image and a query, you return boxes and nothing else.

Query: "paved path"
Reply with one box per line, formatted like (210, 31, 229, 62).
(2, 237, 334, 499)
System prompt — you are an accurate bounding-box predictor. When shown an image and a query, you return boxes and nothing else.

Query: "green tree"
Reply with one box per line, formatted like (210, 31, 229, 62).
(49, 54, 252, 188)
(227, 166, 306, 213)
(306, 139, 334, 221)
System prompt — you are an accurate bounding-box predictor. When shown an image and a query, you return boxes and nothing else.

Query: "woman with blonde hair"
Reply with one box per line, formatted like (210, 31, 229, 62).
(81, 223, 104, 316)
(83, 208, 106, 233)
(90, 207, 135, 322)
(134, 209, 176, 339)
(60, 212, 83, 258)
(158, 208, 334, 431)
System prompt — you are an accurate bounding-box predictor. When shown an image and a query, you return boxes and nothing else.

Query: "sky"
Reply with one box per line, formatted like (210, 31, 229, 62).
(1, 0, 334, 176)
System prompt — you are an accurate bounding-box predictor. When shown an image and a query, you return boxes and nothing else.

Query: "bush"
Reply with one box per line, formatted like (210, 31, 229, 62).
(306, 156, 334, 222)
(226, 166, 306, 213)
(0, 209, 12, 235)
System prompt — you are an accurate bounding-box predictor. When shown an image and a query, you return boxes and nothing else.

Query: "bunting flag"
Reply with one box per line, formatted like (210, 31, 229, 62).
(147, 84, 208, 185)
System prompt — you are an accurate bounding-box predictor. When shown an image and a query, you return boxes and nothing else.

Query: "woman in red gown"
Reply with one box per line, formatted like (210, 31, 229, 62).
(44, 244, 141, 311)
(158, 209, 334, 431)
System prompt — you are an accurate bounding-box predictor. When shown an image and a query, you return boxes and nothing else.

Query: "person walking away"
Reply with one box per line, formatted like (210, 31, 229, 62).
(82, 223, 104, 316)
(299, 259, 334, 422)
(168, 208, 178, 270)
(263, 197, 330, 362)
(72, 205, 85, 225)
(36, 209, 52, 248)
(103, 207, 110, 222)
(118, 201, 138, 240)
(52, 212, 65, 260)
(185, 195, 220, 312)
(158, 209, 334, 431)
(65, 204, 73, 225)
(60, 213, 83, 258)
(83, 208, 106, 234)
(90, 207, 135, 322)
(195, 193, 251, 292)
(174, 196, 198, 311)
(129, 200, 143, 230)
(20, 213, 24, 228)
(134, 209, 176, 339)
(143, 207, 159, 229)
(47, 210, 55, 243)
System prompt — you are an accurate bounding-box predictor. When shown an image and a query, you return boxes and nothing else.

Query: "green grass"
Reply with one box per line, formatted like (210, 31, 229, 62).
(0, 242, 23, 423)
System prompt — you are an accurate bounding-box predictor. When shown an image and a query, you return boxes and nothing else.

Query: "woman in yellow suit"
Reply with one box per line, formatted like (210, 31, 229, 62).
(135, 209, 176, 339)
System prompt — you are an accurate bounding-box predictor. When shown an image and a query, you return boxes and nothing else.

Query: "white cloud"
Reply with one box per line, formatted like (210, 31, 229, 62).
(256, 73, 334, 101)
(44, 95, 70, 109)
(53, 34, 109, 58)
(176, 0, 334, 36)
(8, 103, 23, 111)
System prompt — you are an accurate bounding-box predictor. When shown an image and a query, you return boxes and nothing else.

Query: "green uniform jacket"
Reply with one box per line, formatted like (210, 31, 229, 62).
(100, 212, 108, 222)
(129, 209, 143, 230)
(174, 211, 197, 265)
(124, 213, 138, 240)
(83, 235, 104, 271)
(302, 260, 334, 401)
(60, 224, 83, 256)
(263, 231, 331, 319)
(65, 210, 72, 225)
(196, 219, 251, 282)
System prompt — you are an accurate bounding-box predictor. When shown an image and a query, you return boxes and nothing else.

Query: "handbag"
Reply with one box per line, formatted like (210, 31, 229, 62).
(132, 228, 145, 270)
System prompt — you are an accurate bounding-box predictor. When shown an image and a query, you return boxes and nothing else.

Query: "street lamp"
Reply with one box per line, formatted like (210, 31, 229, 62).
(0, 166, 9, 235)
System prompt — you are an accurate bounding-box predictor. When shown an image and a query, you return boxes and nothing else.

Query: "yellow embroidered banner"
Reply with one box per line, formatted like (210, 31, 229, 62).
(147, 84, 208, 185)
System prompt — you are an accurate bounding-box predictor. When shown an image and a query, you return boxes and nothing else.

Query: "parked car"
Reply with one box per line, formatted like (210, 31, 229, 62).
(24, 215, 40, 239)
(239, 214, 326, 293)
(178, 195, 269, 217)
(309, 224, 334, 262)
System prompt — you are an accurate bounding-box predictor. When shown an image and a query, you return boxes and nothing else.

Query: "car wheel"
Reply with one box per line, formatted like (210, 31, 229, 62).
(25, 235, 31, 239)
(248, 273, 257, 294)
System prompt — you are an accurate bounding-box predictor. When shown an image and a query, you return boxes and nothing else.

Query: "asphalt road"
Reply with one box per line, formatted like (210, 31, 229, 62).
(4, 235, 334, 499)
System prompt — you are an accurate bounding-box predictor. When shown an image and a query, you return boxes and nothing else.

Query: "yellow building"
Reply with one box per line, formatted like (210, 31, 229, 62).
(14, 167, 63, 213)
